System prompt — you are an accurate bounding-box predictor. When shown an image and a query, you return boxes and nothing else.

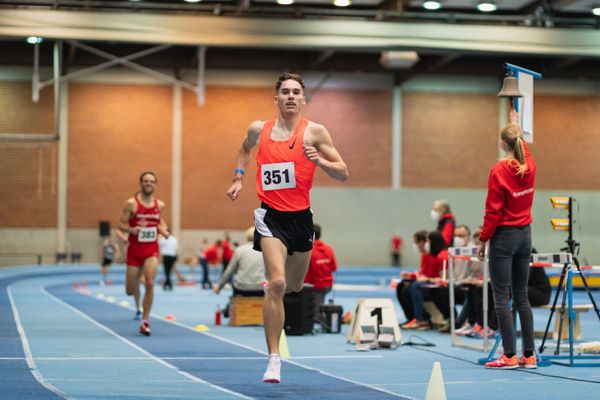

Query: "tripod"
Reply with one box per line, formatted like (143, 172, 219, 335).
(538, 198, 600, 366)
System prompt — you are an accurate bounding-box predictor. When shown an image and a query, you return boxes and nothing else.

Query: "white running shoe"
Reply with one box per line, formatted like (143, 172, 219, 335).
(262, 353, 281, 384)
(454, 323, 473, 336)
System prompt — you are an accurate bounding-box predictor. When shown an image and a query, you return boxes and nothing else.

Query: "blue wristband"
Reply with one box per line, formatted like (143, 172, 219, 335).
(235, 168, 244, 175)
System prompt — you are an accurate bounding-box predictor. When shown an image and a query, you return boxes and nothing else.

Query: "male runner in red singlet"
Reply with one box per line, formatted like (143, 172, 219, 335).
(118, 172, 169, 336)
(226, 73, 349, 383)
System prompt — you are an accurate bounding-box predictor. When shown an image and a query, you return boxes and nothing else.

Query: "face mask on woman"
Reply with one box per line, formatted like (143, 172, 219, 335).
(453, 236, 466, 247)
(412, 243, 419, 253)
(430, 209, 440, 221)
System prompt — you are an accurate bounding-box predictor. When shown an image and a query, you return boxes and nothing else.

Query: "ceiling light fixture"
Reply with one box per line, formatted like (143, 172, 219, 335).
(477, 2, 497, 12)
(422, 1, 441, 10)
(333, 0, 352, 6)
(277, 0, 294, 4)
(184, 0, 202, 3)
(592, 7, 600, 16)
(26, 37, 43, 44)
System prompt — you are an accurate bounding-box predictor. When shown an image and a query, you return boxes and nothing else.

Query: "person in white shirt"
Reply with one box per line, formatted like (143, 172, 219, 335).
(159, 233, 179, 291)
(213, 227, 267, 316)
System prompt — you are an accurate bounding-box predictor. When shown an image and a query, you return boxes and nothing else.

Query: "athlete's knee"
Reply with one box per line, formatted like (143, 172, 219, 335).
(268, 278, 286, 297)
(286, 280, 304, 293)
(144, 280, 155, 291)
(125, 286, 136, 296)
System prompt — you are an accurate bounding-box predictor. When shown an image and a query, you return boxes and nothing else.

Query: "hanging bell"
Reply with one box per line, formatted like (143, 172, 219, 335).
(497, 74, 523, 98)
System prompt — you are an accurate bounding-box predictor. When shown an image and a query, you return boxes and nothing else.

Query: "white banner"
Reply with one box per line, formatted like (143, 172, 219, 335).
(517, 72, 534, 143)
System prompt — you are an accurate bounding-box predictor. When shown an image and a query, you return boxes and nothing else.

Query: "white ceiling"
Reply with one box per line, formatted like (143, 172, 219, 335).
(406, 0, 597, 14)
(407, 0, 537, 11)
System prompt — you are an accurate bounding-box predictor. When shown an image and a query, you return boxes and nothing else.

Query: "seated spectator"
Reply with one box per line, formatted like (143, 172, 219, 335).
(396, 230, 429, 325)
(456, 227, 498, 338)
(304, 224, 338, 323)
(402, 231, 447, 330)
(213, 228, 266, 318)
(430, 225, 478, 332)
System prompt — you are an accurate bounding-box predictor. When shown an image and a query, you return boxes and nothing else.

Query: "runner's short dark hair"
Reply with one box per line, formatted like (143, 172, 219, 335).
(276, 72, 305, 92)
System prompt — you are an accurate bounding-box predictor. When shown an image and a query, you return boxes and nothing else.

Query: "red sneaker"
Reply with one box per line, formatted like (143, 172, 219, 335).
(139, 320, 151, 336)
(401, 319, 417, 329)
(485, 354, 518, 369)
(519, 355, 538, 369)
(414, 320, 431, 331)
(466, 324, 483, 338)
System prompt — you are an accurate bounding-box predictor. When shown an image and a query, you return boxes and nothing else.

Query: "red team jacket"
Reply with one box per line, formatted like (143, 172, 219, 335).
(418, 253, 442, 278)
(437, 212, 456, 248)
(304, 240, 337, 290)
(479, 141, 535, 243)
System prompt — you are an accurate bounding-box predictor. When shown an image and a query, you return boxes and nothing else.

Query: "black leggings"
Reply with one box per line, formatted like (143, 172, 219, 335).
(396, 280, 414, 321)
(430, 286, 464, 320)
(162, 255, 177, 288)
(488, 225, 533, 355)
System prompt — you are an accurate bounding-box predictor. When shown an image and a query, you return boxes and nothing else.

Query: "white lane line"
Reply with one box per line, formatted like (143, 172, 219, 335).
(46, 379, 193, 383)
(376, 379, 549, 387)
(80, 288, 414, 399)
(7, 284, 74, 400)
(41, 286, 253, 400)
(292, 355, 384, 360)
(3, 355, 383, 361)
(333, 284, 383, 291)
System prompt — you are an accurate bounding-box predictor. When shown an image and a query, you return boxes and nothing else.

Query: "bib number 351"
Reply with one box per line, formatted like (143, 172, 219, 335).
(138, 227, 158, 243)
(261, 162, 296, 191)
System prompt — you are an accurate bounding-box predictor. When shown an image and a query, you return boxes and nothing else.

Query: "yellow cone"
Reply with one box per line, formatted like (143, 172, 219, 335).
(424, 361, 446, 400)
(119, 300, 129, 307)
(106, 296, 116, 303)
(194, 324, 209, 332)
(279, 329, 290, 360)
(96, 293, 105, 300)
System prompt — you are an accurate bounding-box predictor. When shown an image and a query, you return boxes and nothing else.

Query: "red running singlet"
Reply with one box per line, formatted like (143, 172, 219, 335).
(127, 195, 161, 267)
(255, 118, 316, 212)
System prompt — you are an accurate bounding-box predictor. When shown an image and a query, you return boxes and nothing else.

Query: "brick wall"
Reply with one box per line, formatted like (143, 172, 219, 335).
(402, 92, 499, 188)
(3, 80, 600, 232)
(533, 95, 600, 189)
(68, 83, 172, 230)
(181, 87, 392, 229)
(304, 89, 392, 188)
(0, 82, 57, 227)
(0, 82, 54, 134)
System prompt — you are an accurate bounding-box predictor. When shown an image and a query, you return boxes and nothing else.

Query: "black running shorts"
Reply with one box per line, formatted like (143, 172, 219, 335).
(253, 202, 314, 255)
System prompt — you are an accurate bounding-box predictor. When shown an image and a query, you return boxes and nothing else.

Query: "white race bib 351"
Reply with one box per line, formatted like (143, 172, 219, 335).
(261, 162, 296, 191)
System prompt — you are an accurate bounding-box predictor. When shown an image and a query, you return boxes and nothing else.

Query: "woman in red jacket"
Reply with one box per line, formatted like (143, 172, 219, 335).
(477, 110, 536, 370)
